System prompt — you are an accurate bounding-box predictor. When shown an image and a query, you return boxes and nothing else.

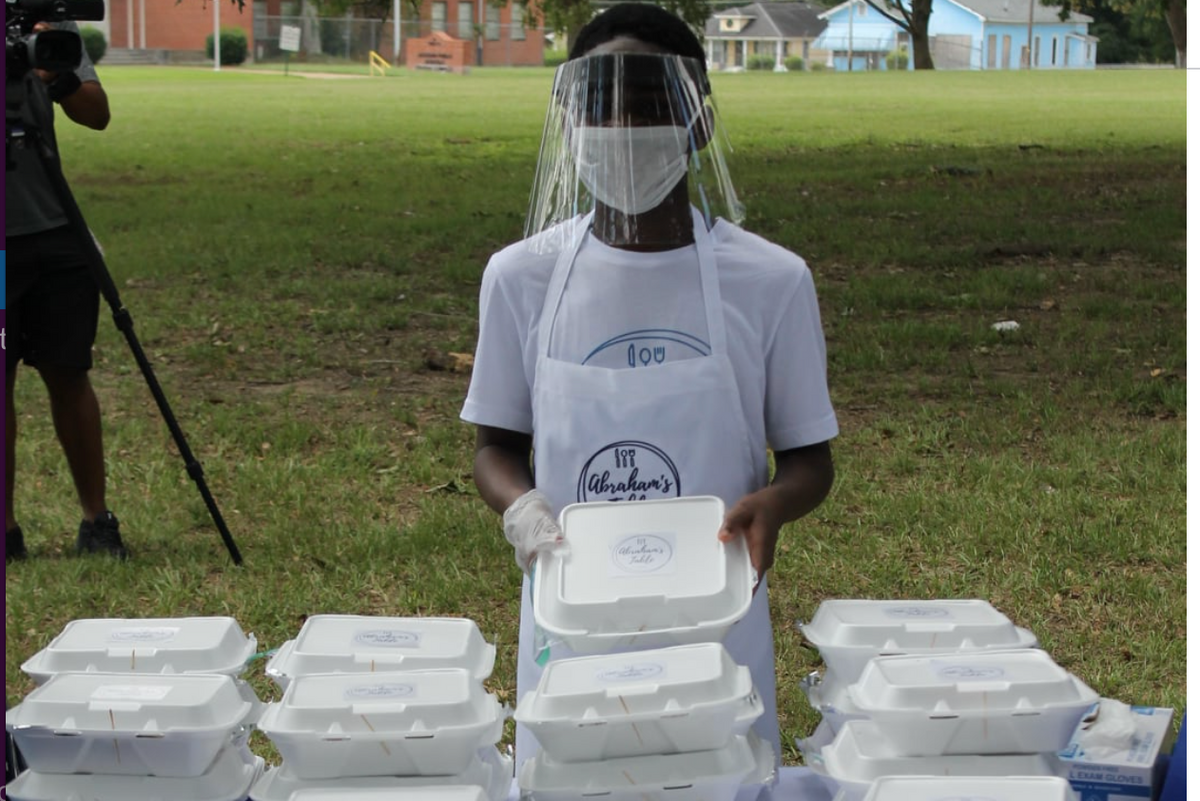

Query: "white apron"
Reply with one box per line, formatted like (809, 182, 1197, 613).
(515, 210, 781, 772)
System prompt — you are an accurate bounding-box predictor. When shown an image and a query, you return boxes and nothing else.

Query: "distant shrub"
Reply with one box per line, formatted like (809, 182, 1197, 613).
(544, 50, 568, 68)
(80, 26, 107, 64)
(784, 55, 806, 72)
(746, 54, 775, 70)
(808, 59, 828, 72)
(886, 47, 910, 70)
(206, 27, 248, 66)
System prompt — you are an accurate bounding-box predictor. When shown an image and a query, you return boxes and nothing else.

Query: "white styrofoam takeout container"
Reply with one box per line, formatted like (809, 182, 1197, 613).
(21, 617, 257, 685)
(515, 643, 763, 762)
(6, 673, 260, 778)
(852, 775, 1078, 801)
(265, 616, 496, 690)
(5, 743, 264, 801)
(799, 599, 1039, 691)
(256, 669, 506, 779)
(270, 790, 489, 801)
(532, 497, 756, 654)
(847, 649, 1099, 755)
(518, 730, 775, 801)
(248, 746, 512, 801)
(810, 720, 1061, 801)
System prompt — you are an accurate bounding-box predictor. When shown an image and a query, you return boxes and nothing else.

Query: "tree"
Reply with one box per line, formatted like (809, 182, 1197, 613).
(857, 0, 936, 69)
(1053, 0, 1183, 65)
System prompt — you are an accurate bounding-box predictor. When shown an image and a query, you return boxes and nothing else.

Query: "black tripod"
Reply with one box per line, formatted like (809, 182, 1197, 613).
(6, 71, 244, 565)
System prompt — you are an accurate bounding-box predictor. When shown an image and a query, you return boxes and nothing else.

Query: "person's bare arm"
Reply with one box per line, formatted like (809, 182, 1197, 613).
(718, 441, 834, 577)
(474, 425, 536, 515)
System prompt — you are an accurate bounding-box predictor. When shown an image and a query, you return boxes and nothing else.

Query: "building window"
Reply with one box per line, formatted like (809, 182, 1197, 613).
(1033, 36, 1040, 65)
(1051, 36, 1057, 64)
(458, 2, 474, 38)
(512, 5, 526, 39)
(857, 2, 867, 16)
(486, 4, 501, 39)
(432, 1, 447, 32)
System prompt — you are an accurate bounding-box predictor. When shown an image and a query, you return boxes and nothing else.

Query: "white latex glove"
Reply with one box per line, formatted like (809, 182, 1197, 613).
(503, 489, 565, 573)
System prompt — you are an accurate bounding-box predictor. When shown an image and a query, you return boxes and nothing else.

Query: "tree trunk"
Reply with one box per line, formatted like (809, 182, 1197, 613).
(909, 0, 935, 68)
(1165, 0, 1185, 67)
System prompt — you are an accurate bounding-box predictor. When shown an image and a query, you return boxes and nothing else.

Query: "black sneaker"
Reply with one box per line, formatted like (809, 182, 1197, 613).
(6, 526, 28, 562)
(77, 512, 130, 559)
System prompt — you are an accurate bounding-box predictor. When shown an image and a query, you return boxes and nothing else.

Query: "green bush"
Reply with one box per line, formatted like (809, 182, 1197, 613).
(80, 26, 107, 65)
(886, 47, 909, 70)
(784, 55, 806, 72)
(206, 27, 248, 66)
(544, 49, 568, 68)
(746, 54, 775, 70)
(808, 60, 828, 72)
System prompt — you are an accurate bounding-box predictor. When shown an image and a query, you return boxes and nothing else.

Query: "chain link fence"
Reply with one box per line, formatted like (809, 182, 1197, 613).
(254, 15, 548, 67)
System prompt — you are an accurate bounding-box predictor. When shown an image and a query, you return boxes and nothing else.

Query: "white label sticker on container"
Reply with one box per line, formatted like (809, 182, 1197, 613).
(107, 626, 180, 643)
(609, 532, 676, 576)
(884, 606, 951, 618)
(353, 630, 423, 648)
(934, 663, 1007, 681)
(344, 683, 417, 701)
(91, 685, 173, 701)
(596, 663, 666, 683)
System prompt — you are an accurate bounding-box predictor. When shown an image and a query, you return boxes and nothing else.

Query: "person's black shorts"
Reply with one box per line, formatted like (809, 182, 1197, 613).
(7, 227, 100, 374)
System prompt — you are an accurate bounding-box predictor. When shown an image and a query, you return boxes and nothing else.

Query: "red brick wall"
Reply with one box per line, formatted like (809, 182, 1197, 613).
(416, 0, 544, 66)
(107, 0, 255, 53)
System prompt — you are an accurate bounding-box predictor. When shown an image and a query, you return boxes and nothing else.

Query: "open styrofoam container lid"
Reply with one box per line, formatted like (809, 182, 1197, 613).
(848, 648, 1100, 717)
(533, 497, 755, 650)
(861, 775, 1078, 801)
(7, 672, 257, 736)
(20, 617, 256, 684)
(516, 642, 754, 723)
(5, 745, 263, 801)
(248, 746, 512, 801)
(817, 720, 1060, 785)
(801, 600, 1037, 651)
(258, 668, 504, 737)
(265, 616, 495, 686)
(519, 731, 774, 796)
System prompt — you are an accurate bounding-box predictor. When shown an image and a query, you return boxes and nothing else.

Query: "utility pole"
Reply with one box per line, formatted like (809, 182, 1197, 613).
(848, 0, 854, 70)
(1026, 0, 1034, 68)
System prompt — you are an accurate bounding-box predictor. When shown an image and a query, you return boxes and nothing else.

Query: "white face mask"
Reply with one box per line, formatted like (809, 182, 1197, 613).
(570, 124, 690, 215)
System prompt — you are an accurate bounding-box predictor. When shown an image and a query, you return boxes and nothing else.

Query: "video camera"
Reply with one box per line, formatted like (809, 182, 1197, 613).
(6, 0, 105, 79)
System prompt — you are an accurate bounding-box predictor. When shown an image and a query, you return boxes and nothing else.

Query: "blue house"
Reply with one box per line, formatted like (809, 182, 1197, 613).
(811, 0, 1095, 70)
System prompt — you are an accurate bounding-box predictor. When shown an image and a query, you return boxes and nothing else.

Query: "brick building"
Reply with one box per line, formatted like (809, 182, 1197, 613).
(90, 0, 542, 67)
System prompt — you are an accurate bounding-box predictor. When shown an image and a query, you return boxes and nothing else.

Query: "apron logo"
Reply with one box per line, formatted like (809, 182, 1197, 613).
(577, 441, 682, 502)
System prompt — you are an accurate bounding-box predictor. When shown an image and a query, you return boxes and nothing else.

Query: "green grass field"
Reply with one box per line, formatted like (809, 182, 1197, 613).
(5, 66, 1186, 762)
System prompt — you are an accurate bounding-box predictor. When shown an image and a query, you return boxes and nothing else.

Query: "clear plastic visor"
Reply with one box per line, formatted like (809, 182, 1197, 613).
(524, 53, 743, 254)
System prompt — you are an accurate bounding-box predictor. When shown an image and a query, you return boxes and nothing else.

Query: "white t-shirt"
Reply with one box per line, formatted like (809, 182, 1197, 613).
(461, 219, 839, 453)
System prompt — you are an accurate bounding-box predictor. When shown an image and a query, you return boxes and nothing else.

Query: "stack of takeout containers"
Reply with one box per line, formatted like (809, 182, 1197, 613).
(796, 600, 1098, 801)
(7, 617, 265, 801)
(250, 615, 511, 801)
(520, 497, 774, 800)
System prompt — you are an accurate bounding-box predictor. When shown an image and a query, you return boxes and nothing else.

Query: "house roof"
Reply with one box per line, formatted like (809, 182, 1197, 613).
(706, 2, 828, 39)
(818, 0, 1090, 24)
(953, 0, 1092, 24)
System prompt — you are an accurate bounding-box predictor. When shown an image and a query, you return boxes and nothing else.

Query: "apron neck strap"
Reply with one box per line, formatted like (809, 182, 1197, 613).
(537, 209, 727, 358)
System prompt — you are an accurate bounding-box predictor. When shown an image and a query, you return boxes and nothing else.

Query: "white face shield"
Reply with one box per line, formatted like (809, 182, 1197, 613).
(524, 52, 744, 253)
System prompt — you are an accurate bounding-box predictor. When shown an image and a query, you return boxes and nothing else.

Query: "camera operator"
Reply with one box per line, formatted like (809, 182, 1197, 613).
(6, 19, 125, 561)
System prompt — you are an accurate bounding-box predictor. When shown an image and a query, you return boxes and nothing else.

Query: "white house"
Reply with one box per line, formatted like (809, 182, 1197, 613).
(704, 2, 829, 71)
(811, 0, 1096, 70)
